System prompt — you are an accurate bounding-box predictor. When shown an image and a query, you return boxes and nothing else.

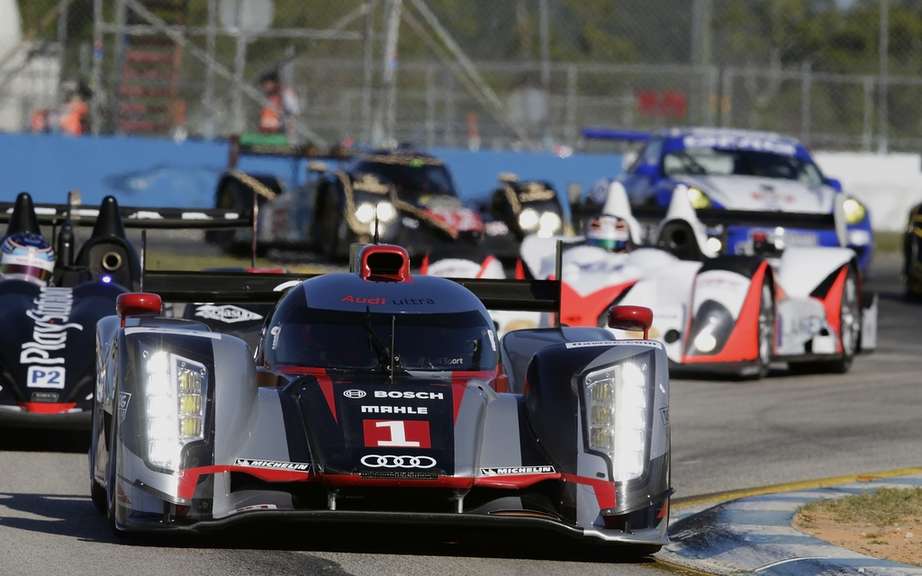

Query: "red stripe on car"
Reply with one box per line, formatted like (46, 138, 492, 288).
(683, 261, 769, 364)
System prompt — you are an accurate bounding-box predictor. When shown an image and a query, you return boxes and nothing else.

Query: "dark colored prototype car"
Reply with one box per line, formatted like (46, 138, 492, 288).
(89, 243, 671, 553)
(0, 192, 250, 427)
(208, 136, 486, 260)
(479, 174, 567, 261)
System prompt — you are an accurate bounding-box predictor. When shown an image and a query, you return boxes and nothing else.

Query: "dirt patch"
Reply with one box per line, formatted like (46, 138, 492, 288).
(794, 487, 922, 566)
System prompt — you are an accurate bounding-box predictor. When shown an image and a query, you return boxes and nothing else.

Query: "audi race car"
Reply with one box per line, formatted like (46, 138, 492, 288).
(904, 202, 922, 298)
(0, 192, 247, 427)
(209, 136, 485, 260)
(581, 127, 874, 273)
(89, 243, 671, 553)
(520, 184, 877, 377)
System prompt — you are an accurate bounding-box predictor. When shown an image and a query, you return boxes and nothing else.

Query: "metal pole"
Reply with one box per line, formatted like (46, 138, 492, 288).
(381, 0, 402, 146)
(232, 33, 248, 135)
(425, 62, 435, 148)
(564, 64, 577, 146)
(862, 75, 873, 152)
(203, 0, 217, 138)
(800, 61, 811, 145)
(878, 0, 889, 153)
(111, 0, 126, 132)
(56, 0, 70, 91)
(361, 0, 377, 145)
(91, 0, 103, 134)
(538, 0, 550, 143)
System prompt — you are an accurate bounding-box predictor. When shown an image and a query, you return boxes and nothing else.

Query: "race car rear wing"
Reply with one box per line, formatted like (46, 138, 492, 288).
(581, 127, 652, 143)
(142, 269, 561, 313)
(0, 201, 250, 230)
(226, 133, 353, 169)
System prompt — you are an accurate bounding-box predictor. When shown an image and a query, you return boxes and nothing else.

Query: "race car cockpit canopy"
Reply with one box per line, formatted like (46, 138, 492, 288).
(262, 244, 498, 373)
(350, 151, 458, 201)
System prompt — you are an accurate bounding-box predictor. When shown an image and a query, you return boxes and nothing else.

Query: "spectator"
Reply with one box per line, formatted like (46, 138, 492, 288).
(59, 81, 91, 136)
(258, 70, 300, 140)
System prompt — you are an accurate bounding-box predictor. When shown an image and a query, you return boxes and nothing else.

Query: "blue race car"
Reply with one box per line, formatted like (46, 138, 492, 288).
(582, 127, 873, 272)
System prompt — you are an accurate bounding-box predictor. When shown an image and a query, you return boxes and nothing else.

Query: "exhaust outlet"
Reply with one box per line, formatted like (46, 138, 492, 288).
(101, 251, 123, 272)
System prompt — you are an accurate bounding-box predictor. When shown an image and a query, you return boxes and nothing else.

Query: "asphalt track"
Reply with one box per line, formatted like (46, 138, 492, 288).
(0, 253, 918, 576)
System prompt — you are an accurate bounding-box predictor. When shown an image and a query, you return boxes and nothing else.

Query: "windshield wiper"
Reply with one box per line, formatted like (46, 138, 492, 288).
(363, 308, 392, 374)
(363, 309, 402, 383)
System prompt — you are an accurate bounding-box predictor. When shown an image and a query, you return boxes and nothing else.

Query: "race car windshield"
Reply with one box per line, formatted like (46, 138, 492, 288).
(267, 307, 497, 372)
(354, 160, 458, 199)
(663, 148, 823, 186)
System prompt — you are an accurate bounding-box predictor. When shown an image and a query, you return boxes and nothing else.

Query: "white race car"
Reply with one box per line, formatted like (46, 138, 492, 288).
(518, 184, 877, 377)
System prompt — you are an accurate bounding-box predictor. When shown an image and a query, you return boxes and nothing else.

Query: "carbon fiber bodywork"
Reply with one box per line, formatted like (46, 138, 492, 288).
(90, 271, 670, 546)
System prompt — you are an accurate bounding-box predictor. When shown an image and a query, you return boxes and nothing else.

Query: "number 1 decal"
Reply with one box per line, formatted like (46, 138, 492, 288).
(363, 419, 431, 448)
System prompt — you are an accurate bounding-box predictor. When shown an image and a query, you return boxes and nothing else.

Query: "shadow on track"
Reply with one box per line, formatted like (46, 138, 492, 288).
(0, 491, 657, 565)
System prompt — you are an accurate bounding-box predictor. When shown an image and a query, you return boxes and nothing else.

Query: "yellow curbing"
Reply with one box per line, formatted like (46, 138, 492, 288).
(671, 466, 922, 511)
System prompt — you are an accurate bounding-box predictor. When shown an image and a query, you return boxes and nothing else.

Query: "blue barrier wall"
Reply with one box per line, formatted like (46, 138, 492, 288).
(0, 133, 622, 208)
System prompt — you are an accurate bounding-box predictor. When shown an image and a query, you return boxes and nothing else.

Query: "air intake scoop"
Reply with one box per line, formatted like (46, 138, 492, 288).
(358, 244, 411, 282)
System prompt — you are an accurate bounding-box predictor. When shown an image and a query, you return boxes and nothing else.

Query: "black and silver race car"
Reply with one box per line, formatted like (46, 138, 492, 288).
(210, 137, 486, 260)
(0, 192, 248, 427)
(89, 243, 670, 552)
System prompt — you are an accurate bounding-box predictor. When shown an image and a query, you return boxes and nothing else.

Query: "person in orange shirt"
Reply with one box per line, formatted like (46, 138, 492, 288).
(60, 82, 91, 136)
(258, 70, 300, 139)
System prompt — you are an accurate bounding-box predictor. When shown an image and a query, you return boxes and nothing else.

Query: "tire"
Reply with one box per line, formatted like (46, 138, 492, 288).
(796, 265, 860, 374)
(106, 409, 122, 534)
(753, 280, 775, 379)
(207, 181, 249, 254)
(318, 191, 352, 261)
(906, 234, 922, 300)
(830, 266, 860, 373)
(90, 477, 107, 515)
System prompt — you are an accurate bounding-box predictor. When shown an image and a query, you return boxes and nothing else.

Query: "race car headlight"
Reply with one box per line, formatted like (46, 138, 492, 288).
(843, 197, 866, 225)
(355, 202, 376, 224)
(686, 186, 711, 209)
(518, 207, 540, 231)
(145, 350, 207, 472)
(537, 211, 562, 237)
(375, 201, 397, 223)
(583, 355, 652, 482)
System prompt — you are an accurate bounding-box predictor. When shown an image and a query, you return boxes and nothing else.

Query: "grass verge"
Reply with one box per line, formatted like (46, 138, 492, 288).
(794, 487, 922, 566)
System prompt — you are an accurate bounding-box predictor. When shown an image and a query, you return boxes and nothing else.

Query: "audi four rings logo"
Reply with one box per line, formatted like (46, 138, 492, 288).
(343, 389, 367, 399)
(360, 454, 437, 469)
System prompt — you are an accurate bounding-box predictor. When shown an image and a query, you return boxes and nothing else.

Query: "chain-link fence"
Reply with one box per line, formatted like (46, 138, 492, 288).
(2, 0, 922, 151)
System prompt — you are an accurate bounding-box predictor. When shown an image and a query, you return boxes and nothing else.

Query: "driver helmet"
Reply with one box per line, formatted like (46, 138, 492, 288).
(1, 233, 55, 286)
(586, 215, 632, 252)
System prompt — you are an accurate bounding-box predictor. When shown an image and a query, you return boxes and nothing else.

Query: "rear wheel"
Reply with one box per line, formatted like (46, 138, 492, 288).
(832, 267, 861, 373)
(906, 234, 922, 299)
(207, 181, 250, 255)
(794, 266, 859, 374)
(753, 281, 775, 378)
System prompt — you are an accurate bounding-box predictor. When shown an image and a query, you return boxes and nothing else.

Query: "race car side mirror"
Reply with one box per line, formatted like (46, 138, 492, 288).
(608, 305, 653, 339)
(117, 292, 162, 326)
